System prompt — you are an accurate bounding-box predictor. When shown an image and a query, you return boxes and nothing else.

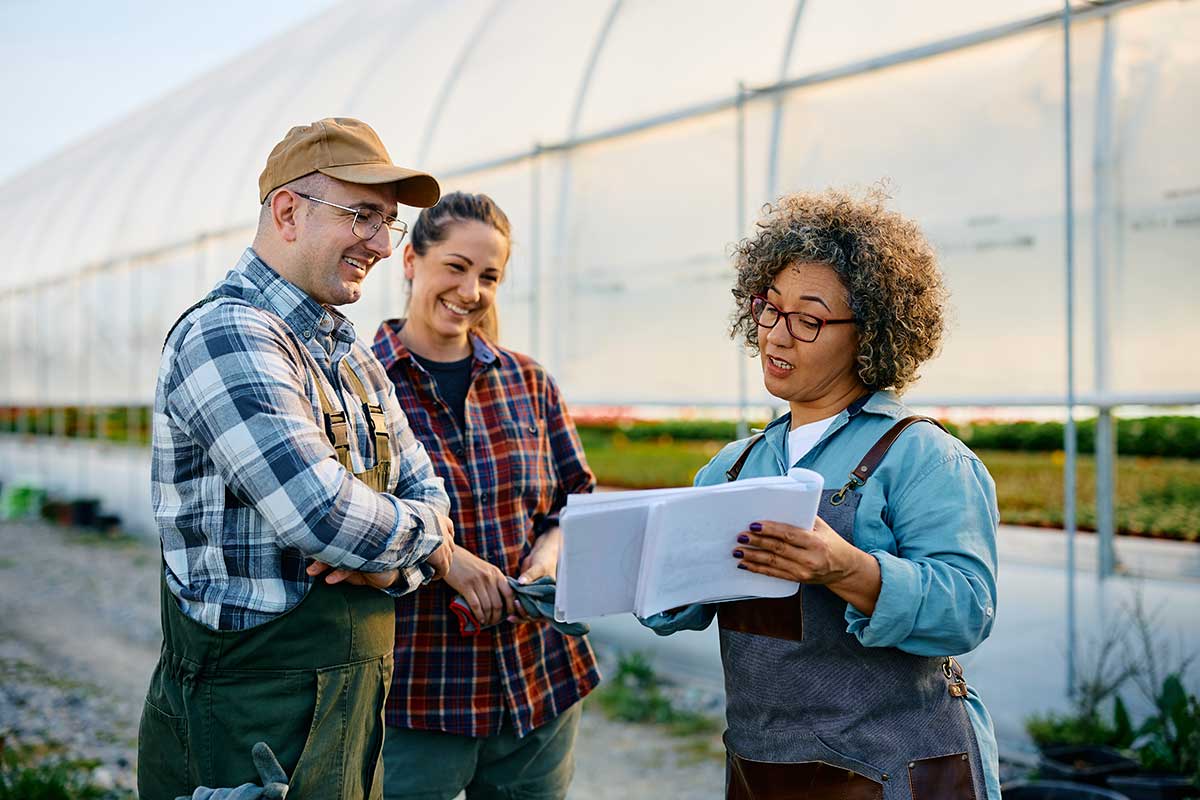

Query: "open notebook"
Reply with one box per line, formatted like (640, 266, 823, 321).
(554, 468, 823, 622)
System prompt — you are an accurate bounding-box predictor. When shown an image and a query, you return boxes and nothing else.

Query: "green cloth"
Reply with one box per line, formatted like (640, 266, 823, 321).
(138, 576, 395, 800)
(450, 576, 589, 637)
(509, 577, 589, 636)
(381, 703, 581, 800)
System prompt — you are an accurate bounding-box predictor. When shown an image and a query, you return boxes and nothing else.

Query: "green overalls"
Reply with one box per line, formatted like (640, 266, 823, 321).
(138, 322, 399, 800)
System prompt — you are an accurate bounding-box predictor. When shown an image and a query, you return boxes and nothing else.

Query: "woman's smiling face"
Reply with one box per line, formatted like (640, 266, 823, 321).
(403, 219, 508, 349)
(758, 262, 862, 407)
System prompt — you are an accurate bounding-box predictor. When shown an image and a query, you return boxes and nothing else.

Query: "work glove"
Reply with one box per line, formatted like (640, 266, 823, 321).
(176, 742, 289, 800)
(450, 576, 589, 637)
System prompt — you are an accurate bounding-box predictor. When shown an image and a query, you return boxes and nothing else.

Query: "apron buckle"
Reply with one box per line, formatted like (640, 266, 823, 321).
(943, 657, 969, 698)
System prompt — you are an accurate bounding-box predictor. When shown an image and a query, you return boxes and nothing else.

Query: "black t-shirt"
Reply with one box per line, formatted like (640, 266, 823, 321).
(411, 352, 474, 431)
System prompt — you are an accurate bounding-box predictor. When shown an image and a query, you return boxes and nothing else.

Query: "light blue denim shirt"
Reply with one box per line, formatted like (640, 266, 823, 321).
(642, 391, 1001, 800)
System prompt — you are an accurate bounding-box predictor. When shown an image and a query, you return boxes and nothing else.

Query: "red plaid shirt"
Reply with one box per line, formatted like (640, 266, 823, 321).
(373, 320, 600, 738)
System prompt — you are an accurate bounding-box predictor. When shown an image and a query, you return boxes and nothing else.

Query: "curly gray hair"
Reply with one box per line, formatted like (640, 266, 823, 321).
(731, 187, 947, 394)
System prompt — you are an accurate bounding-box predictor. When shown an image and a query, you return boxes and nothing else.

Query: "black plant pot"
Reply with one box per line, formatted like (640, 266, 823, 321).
(1003, 779, 1133, 799)
(69, 498, 100, 528)
(95, 513, 122, 535)
(1106, 774, 1199, 800)
(1040, 746, 1141, 786)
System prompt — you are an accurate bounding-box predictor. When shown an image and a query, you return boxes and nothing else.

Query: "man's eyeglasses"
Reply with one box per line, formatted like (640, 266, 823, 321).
(750, 295, 856, 343)
(295, 193, 409, 248)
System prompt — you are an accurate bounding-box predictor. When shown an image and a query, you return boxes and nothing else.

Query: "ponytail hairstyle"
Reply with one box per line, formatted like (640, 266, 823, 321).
(410, 191, 512, 343)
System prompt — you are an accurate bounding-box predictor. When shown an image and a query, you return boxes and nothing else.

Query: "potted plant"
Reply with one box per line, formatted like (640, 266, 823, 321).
(1002, 779, 1133, 799)
(1027, 624, 1141, 785)
(1106, 675, 1199, 800)
(1103, 595, 1200, 800)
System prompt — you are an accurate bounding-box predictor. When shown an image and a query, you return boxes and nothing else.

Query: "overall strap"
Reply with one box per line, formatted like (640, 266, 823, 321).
(161, 295, 219, 351)
(725, 435, 764, 482)
(830, 415, 946, 505)
(311, 375, 352, 466)
(338, 363, 390, 469)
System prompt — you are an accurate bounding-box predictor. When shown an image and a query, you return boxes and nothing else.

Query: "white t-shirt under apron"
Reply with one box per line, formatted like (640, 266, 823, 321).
(786, 415, 836, 466)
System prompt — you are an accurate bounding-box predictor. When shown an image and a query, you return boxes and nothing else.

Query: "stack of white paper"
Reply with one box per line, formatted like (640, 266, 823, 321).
(554, 468, 823, 622)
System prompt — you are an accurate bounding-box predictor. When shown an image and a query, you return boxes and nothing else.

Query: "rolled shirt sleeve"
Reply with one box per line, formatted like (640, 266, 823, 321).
(167, 303, 448, 574)
(845, 453, 999, 655)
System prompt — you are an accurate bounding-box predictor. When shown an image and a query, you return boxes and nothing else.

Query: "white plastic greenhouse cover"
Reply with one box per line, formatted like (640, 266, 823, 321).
(1, 0, 1198, 409)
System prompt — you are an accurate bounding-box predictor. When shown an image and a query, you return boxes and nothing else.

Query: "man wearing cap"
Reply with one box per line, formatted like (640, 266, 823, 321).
(138, 118, 453, 800)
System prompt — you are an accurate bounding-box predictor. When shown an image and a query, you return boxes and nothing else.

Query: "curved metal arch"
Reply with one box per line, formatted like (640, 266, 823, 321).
(414, 0, 507, 167)
(107, 4, 354, 262)
(765, 0, 809, 204)
(341, 0, 438, 111)
(102, 80, 253, 265)
(217, 5, 374, 228)
(548, 0, 624, 373)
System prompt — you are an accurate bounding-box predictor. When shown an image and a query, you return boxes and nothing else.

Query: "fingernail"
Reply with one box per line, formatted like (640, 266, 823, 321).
(737, 563, 748, 570)
(737, 534, 750, 544)
(749, 522, 762, 532)
(732, 549, 744, 559)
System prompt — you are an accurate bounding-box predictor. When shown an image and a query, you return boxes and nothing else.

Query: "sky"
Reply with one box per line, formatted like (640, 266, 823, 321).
(0, 0, 339, 183)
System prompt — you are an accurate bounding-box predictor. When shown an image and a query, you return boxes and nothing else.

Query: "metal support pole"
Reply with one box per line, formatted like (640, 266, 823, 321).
(76, 274, 88, 492)
(1062, 0, 1079, 699)
(1092, 16, 1118, 578)
(530, 145, 543, 358)
(128, 262, 142, 514)
(736, 83, 750, 441)
(766, 0, 808, 203)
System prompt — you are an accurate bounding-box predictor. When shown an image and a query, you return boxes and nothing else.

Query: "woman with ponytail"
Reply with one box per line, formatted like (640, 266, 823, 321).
(372, 192, 598, 800)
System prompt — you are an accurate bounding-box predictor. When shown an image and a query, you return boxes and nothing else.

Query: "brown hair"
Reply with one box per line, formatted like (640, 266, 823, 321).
(410, 191, 512, 343)
(731, 186, 947, 394)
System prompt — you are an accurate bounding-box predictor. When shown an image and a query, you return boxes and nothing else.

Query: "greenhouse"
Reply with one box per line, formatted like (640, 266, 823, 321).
(1, 0, 1198, 537)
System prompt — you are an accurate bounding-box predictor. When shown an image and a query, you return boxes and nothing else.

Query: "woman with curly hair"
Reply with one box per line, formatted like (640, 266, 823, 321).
(642, 187, 1001, 800)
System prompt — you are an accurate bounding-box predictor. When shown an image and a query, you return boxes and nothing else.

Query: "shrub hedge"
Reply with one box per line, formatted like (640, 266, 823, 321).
(2, 406, 1198, 459)
(576, 415, 1200, 459)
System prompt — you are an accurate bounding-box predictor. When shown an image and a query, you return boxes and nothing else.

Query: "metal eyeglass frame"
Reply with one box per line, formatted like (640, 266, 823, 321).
(751, 295, 856, 343)
(295, 192, 409, 246)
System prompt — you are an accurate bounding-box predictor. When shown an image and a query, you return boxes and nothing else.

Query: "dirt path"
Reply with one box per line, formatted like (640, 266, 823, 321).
(0, 521, 723, 798)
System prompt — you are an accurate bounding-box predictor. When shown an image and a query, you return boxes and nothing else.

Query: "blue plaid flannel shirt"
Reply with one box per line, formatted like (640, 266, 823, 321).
(152, 249, 450, 631)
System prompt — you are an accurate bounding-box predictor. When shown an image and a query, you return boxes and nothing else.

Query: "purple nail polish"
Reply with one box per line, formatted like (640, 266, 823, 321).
(749, 522, 763, 532)
(732, 549, 744, 559)
(737, 534, 750, 544)
(737, 563, 748, 570)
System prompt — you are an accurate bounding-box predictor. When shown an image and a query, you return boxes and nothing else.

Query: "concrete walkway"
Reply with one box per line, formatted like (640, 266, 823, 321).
(585, 525, 1200, 755)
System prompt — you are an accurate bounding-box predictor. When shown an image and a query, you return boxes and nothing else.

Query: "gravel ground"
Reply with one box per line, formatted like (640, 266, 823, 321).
(0, 520, 724, 798)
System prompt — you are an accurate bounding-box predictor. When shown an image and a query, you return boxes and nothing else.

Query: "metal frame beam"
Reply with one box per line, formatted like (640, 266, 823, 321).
(435, 0, 1160, 179)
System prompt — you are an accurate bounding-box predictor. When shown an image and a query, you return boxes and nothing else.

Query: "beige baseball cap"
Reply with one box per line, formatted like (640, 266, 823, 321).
(258, 117, 440, 207)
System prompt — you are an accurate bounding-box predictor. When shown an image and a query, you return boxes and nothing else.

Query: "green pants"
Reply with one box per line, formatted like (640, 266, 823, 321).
(381, 703, 581, 800)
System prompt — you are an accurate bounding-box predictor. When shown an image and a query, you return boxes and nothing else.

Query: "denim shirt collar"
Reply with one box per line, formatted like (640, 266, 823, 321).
(759, 390, 907, 468)
(236, 248, 348, 346)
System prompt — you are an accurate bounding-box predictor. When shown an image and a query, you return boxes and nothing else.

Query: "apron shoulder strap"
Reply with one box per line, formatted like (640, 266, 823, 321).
(725, 434, 764, 482)
(831, 415, 946, 504)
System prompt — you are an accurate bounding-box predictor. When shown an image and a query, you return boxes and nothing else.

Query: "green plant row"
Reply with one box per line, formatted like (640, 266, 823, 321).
(0, 407, 150, 445)
(577, 434, 1200, 541)
(576, 415, 1200, 459)
(4, 406, 1199, 458)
